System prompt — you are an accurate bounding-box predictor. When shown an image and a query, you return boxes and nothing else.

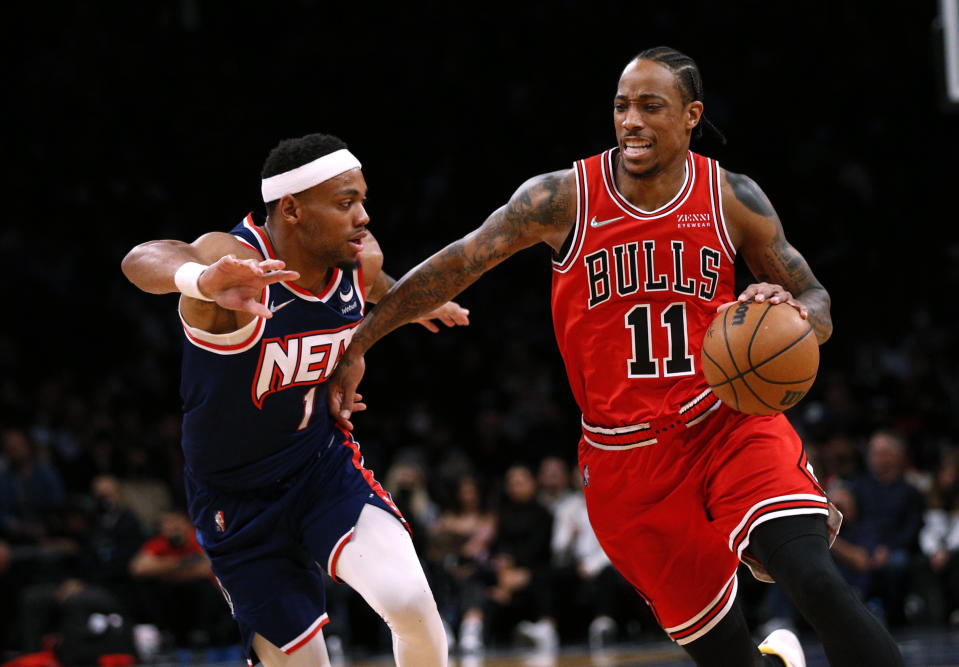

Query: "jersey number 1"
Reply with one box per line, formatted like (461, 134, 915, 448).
(625, 303, 694, 377)
(298, 386, 317, 430)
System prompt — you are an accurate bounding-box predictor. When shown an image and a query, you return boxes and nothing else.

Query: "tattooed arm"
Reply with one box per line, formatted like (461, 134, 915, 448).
(327, 168, 577, 428)
(721, 169, 833, 344)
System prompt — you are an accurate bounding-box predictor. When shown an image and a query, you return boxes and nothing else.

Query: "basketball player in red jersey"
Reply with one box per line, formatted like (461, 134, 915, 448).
(329, 48, 903, 666)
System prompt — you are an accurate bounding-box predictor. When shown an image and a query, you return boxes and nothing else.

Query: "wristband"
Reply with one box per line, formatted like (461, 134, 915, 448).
(173, 262, 214, 301)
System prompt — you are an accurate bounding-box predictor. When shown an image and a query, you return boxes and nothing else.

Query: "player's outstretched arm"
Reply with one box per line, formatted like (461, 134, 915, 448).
(721, 170, 833, 344)
(328, 168, 577, 429)
(121, 232, 300, 320)
(359, 231, 471, 333)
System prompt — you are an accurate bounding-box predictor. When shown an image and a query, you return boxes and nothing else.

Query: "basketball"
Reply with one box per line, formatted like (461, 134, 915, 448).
(701, 300, 819, 415)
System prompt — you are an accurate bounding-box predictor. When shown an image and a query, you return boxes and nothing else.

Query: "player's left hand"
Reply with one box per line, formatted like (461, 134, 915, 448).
(412, 300, 471, 332)
(328, 352, 367, 431)
(716, 282, 808, 319)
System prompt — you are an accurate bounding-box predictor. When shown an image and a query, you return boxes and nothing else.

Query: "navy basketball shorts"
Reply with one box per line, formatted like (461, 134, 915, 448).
(185, 427, 407, 661)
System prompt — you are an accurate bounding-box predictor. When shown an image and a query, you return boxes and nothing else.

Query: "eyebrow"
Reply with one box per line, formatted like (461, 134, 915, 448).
(333, 187, 365, 197)
(615, 93, 668, 101)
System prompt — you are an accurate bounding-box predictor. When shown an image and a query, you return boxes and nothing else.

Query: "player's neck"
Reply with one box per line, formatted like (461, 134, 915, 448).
(614, 152, 688, 211)
(262, 221, 335, 296)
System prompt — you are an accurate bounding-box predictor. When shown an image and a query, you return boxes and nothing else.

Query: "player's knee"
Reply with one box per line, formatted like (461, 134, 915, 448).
(768, 538, 846, 611)
(790, 561, 838, 602)
(383, 585, 441, 635)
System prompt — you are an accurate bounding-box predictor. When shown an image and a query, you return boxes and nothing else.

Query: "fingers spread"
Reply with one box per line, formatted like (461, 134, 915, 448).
(262, 269, 300, 285)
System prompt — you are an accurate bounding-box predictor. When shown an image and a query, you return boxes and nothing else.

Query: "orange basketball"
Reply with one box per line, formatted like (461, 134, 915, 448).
(701, 300, 819, 415)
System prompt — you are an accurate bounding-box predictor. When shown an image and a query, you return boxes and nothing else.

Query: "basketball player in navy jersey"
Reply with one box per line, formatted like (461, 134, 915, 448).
(122, 133, 468, 667)
(328, 48, 903, 666)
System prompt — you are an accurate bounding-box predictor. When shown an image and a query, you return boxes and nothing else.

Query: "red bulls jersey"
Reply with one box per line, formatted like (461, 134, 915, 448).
(551, 149, 736, 442)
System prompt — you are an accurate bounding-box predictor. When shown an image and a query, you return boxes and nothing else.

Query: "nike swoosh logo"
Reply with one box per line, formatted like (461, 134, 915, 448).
(269, 298, 295, 313)
(340, 283, 355, 302)
(590, 215, 625, 228)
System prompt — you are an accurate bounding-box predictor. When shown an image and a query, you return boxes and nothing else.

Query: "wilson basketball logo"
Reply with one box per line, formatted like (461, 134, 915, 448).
(780, 390, 806, 407)
(730, 301, 750, 326)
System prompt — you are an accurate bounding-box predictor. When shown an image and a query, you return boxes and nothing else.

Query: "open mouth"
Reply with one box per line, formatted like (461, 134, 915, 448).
(622, 137, 653, 158)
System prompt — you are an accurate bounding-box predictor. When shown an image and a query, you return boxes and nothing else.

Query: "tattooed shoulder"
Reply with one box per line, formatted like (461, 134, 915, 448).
(505, 169, 576, 231)
(725, 170, 776, 217)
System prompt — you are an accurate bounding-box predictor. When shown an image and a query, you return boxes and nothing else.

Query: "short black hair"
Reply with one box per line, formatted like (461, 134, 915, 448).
(633, 46, 727, 147)
(261, 133, 349, 213)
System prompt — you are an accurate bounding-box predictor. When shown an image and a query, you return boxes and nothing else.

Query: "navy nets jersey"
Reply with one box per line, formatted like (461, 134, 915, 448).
(179, 214, 366, 490)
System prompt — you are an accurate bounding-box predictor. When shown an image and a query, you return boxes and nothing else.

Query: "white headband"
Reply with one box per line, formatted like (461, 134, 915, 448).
(260, 149, 362, 202)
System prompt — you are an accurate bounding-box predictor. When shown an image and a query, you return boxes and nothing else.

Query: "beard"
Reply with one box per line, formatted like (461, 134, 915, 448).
(336, 257, 361, 272)
(617, 151, 660, 180)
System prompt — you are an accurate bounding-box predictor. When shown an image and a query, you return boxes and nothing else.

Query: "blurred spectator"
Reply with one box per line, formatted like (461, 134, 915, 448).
(427, 473, 496, 653)
(384, 457, 439, 554)
(845, 429, 925, 625)
(82, 475, 148, 600)
(918, 448, 959, 624)
(536, 455, 574, 514)
(17, 577, 134, 664)
(14, 475, 143, 664)
(0, 427, 65, 546)
(128, 510, 235, 653)
(818, 432, 864, 487)
(117, 445, 175, 531)
(829, 480, 873, 597)
(485, 463, 557, 652)
(0, 427, 72, 653)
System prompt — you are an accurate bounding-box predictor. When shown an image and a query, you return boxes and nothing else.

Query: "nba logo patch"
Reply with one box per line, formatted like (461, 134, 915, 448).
(582, 464, 590, 488)
(214, 510, 226, 533)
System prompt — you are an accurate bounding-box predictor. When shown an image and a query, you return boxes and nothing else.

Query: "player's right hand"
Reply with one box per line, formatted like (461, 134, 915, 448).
(328, 351, 366, 431)
(198, 255, 300, 318)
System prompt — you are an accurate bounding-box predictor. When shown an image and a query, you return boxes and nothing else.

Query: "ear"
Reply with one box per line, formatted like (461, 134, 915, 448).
(685, 100, 704, 132)
(277, 194, 301, 224)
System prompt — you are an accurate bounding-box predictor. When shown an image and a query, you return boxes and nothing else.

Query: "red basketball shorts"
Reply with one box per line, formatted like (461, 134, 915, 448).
(579, 402, 835, 645)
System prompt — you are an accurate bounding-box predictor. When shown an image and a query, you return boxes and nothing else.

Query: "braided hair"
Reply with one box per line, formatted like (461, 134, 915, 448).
(634, 46, 727, 146)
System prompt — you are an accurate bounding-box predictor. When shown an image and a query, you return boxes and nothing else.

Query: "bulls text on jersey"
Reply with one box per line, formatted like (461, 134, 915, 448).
(584, 239, 724, 309)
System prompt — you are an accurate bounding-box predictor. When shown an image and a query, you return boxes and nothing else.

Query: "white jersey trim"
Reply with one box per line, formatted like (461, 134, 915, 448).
(552, 161, 589, 273)
(352, 267, 366, 311)
(581, 418, 651, 435)
(178, 286, 267, 355)
(327, 526, 357, 584)
(583, 434, 658, 450)
(280, 613, 329, 654)
(240, 215, 346, 302)
(241, 214, 269, 256)
(179, 312, 264, 355)
(601, 150, 695, 219)
(666, 574, 738, 645)
(708, 160, 736, 262)
(728, 493, 830, 556)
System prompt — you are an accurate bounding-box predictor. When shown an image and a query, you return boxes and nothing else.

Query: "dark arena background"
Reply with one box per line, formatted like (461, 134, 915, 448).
(3, 1, 959, 665)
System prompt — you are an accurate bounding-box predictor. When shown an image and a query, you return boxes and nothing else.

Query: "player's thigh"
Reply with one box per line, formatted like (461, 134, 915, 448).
(253, 629, 330, 667)
(578, 438, 739, 643)
(334, 504, 432, 608)
(704, 411, 829, 557)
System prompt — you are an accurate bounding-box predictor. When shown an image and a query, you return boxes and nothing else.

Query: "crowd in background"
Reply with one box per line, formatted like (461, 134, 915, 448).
(4, 1, 959, 664)
(2, 309, 959, 663)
